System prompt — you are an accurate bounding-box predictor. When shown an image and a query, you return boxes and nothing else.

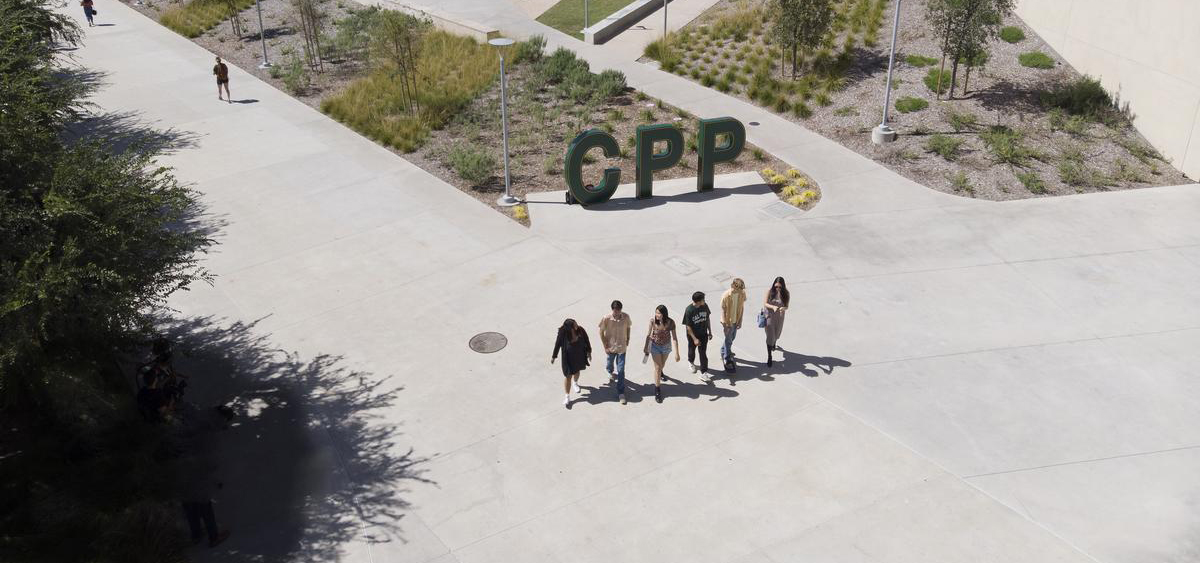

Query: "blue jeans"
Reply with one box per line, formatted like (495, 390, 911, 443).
(721, 325, 738, 360)
(605, 352, 626, 395)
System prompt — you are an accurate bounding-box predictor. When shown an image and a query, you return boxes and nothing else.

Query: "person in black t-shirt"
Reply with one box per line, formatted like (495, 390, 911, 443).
(683, 291, 713, 383)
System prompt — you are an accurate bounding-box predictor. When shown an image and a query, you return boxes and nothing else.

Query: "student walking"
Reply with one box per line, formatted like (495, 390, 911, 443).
(213, 56, 231, 102)
(683, 292, 713, 383)
(551, 318, 591, 409)
(763, 276, 790, 367)
(720, 278, 747, 364)
(81, 0, 95, 26)
(598, 300, 632, 405)
(643, 305, 679, 403)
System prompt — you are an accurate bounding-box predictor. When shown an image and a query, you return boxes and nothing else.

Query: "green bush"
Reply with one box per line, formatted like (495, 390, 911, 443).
(1040, 76, 1114, 118)
(981, 125, 1036, 166)
(947, 109, 978, 132)
(448, 144, 497, 186)
(1017, 171, 1047, 194)
(159, 0, 255, 37)
(924, 134, 964, 160)
(593, 69, 627, 99)
(281, 54, 309, 94)
(1115, 137, 1164, 165)
(905, 54, 939, 67)
(894, 96, 928, 113)
(513, 34, 547, 64)
(543, 155, 560, 176)
(923, 68, 954, 95)
(1019, 51, 1055, 69)
(949, 170, 973, 194)
(999, 26, 1025, 43)
(774, 97, 792, 113)
(793, 101, 813, 119)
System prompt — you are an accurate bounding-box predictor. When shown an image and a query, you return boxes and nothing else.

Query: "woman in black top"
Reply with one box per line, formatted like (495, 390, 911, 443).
(552, 318, 591, 409)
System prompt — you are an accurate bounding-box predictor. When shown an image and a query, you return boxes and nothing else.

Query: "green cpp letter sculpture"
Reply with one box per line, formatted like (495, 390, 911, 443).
(696, 117, 746, 192)
(563, 129, 621, 205)
(635, 124, 684, 199)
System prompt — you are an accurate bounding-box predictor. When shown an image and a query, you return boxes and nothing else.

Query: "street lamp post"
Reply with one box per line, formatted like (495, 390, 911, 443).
(583, 0, 589, 33)
(489, 37, 520, 207)
(871, 0, 901, 144)
(255, 0, 271, 68)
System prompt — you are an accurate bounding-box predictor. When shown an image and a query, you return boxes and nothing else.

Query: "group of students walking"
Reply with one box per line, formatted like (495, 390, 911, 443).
(552, 276, 791, 408)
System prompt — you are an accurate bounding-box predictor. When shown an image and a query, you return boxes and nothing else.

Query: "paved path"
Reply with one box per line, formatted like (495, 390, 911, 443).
(67, 2, 1200, 563)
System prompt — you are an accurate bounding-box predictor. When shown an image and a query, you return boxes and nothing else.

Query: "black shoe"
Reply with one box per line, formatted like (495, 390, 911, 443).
(767, 346, 773, 367)
(654, 386, 663, 403)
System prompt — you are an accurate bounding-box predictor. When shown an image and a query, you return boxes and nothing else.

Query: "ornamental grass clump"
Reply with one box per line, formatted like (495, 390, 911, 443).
(924, 134, 964, 161)
(1019, 51, 1054, 69)
(894, 96, 928, 113)
(160, 0, 255, 37)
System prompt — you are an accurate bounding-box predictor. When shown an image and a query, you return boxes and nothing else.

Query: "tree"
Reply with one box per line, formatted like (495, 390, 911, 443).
(293, 0, 327, 71)
(224, 0, 244, 38)
(769, 0, 834, 80)
(368, 11, 429, 116)
(926, 0, 1014, 98)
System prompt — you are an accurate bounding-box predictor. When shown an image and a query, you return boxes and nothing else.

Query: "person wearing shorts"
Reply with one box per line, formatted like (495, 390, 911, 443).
(213, 56, 231, 102)
(642, 304, 679, 403)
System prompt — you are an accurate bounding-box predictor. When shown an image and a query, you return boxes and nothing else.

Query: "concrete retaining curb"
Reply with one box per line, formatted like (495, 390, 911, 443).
(584, 0, 673, 45)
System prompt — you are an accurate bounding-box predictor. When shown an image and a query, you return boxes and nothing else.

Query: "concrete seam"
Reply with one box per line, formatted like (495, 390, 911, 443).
(962, 444, 1200, 479)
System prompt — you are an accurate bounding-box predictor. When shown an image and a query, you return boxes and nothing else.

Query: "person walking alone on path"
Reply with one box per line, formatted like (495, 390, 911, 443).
(81, 0, 95, 26)
(213, 56, 231, 103)
(643, 305, 679, 403)
(763, 276, 790, 367)
(552, 318, 591, 409)
(720, 278, 747, 365)
(598, 300, 632, 405)
(683, 292, 713, 383)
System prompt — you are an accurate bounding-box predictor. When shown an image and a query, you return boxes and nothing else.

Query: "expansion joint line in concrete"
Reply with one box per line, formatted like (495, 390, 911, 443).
(962, 444, 1200, 480)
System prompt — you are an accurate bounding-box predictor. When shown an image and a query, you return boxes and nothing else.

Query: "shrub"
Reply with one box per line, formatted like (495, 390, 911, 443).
(448, 143, 496, 186)
(752, 147, 765, 161)
(980, 125, 1038, 166)
(690, 67, 702, 79)
(833, 106, 859, 116)
(543, 155, 560, 176)
(905, 54, 938, 67)
(701, 73, 716, 87)
(1019, 51, 1055, 69)
(593, 69, 627, 99)
(781, 184, 799, 197)
(947, 109, 978, 132)
(717, 79, 732, 92)
(1058, 160, 1100, 187)
(1112, 158, 1147, 182)
(925, 134, 964, 160)
(774, 97, 792, 113)
(640, 108, 655, 122)
(513, 205, 528, 221)
(949, 170, 972, 193)
(281, 54, 309, 94)
(999, 26, 1025, 43)
(1040, 76, 1114, 119)
(923, 68, 954, 95)
(1115, 137, 1164, 165)
(793, 101, 813, 118)
(894, 96, 928, 113)
(513, 34, 546, 64)
(1017, 171, 1047, 194)
(815, 91, 833, 106)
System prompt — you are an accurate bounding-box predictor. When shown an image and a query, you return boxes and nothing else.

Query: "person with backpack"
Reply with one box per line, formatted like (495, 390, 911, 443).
(719, 278, 747, 371)
(213, 56, 231, 103)
(552, 319, 591, 409)
(80, 0, 95, 26)
(682, 291, 713, 383)
(598, 300, 632, 405)
(762, 276, 790, 367)
(643, 305, 679, 403)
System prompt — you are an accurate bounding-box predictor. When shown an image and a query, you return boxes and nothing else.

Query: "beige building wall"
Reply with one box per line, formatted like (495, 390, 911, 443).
(1015, 0, 1200, 180)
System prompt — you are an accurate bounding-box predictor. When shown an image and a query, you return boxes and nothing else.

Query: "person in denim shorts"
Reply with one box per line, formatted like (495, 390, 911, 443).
(643, 304, 679, 403)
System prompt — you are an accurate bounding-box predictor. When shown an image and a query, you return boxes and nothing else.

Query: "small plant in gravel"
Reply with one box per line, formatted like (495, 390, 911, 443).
(1000, 26, 1025, 43)
(774, 97, 792, 113)
(946, 109, 978, 132)
(793, 101, 813, 119)
(448, 143, 496, 186)
(513, 205, 528, 221)
(925, 134, 964, 161)
(639, 108, 656, 122)
(949, 170, 973, 194)
(815, 91, 833, 106)
(752, 148, 765, 161)
(833, 106, 859, 117)
(980, 125, 1037, 166)
(905, 54, 938, 67)
(1057, 160, 1104, 187)
(1039, 76, 1114, 119)
(1016, 171, 1047, 194)
(1112, 159, 1147, 183)
(1115, 137, 1164, 165)
(1019, 51, 1055, 69)
(543, 155, 559, 176)
(894, 96, 928, 113)
(923, 68, 954, 95)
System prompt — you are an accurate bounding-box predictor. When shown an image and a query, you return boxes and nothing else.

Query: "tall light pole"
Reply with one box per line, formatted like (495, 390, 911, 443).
(582, 0, 589, 34)
(255, 0, 271, 68)
(489, 37, 520, 207)
(871, 0, 901, 144)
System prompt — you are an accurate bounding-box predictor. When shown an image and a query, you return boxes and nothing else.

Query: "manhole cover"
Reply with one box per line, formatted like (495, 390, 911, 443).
(663, 256, 700, 276)
(469, 332, 508, 354)
(760, 201, 800, 219)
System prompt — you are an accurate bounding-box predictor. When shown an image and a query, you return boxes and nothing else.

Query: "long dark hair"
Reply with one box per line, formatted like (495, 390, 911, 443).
(560, 318, 579, 342)
(654, 304, 671, 326)
(769, 276, 790, 307)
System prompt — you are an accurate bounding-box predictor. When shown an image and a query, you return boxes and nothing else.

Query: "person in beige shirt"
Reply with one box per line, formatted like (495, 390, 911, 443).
(720, 278, 747, 365)
(598, 300, 632, 404)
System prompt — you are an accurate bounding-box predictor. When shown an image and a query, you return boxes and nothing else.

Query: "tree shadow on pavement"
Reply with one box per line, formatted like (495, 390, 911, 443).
(156, 315, 432, 563)
(65, 109, 200, 155)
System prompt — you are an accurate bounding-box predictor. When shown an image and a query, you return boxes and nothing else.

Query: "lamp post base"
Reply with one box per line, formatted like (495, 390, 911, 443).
(496, 194, 521, 207)
(258, 61, 272, 69)
(871, 124, 898, 144)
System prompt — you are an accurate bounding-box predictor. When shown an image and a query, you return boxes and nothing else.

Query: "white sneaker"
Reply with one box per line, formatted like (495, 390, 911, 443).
(563, 395, 570, 408)
(572, 382, 581, 394)
(699, 372, 711, 383)
(689, 363, 698, 373)
(619, 393, 627, 405)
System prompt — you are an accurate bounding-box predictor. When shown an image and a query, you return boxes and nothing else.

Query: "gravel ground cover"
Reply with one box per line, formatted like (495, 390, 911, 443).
(644, 0, 1194, 200)
(119, 2, 816, 224)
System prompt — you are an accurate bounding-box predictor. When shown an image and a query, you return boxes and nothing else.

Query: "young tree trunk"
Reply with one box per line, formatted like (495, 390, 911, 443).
(949, 57, 961, 99)
(791, 44, 797, 79)
(936, 54, 946, 100)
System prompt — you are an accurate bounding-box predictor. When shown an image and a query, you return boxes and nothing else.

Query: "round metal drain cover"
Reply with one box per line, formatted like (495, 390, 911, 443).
(469, 332, 508, 354)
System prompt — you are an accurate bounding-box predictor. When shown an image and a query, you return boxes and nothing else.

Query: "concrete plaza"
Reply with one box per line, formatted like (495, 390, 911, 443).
(67, 1, 1199, 562)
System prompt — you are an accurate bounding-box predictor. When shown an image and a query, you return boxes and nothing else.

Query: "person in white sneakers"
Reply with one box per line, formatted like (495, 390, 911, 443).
(551, 318, 591, 409)
(682, 292, 713, 383)
(719, 278, 747, 368)
(598, 300, 632, 405)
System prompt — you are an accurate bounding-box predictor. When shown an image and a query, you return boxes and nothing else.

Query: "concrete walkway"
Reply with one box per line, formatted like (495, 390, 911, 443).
(67, 2, 1200, 563)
